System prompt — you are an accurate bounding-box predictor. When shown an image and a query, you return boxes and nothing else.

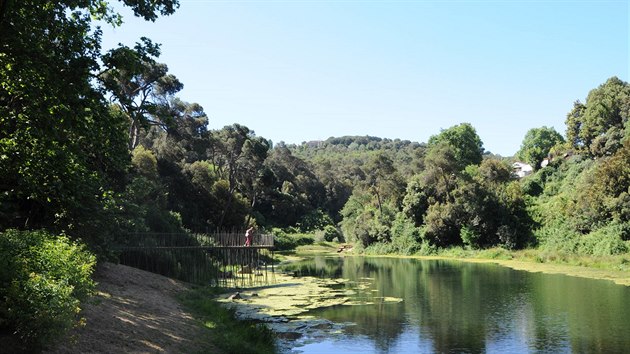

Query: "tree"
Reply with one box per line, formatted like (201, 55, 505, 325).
(402, 175, 430, 226)
(402, 143, 459, 227)
(572, 140, 630, 234)
(257, 145, 327, 227)
(362, 152, 405, 214)
(340, 191, 396, 247)
(0, 0, 181, 348)
(516, 126, 565, 168)
(142, 98, 209, 163)
(209, 124, 270, 229)
(427, 123, 484, 170)
(100, 38, 184, 149)
(422, 143, 460, 203)
(456, 160, 531, 249)
(565, 77, 630, 157)
(0, 1, 134, 239)
(0, 0, 181, 236)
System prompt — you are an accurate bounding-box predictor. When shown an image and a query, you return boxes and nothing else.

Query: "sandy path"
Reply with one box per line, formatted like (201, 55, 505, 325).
(47, 262, 215, 354)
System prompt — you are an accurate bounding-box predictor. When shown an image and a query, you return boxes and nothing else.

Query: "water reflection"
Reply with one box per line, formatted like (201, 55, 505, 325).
(282, 256, 630, 354)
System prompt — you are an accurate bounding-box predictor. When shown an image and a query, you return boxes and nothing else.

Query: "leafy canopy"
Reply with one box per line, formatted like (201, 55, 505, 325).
(516, 126, 564, 168)
(427, 123, 484, 170)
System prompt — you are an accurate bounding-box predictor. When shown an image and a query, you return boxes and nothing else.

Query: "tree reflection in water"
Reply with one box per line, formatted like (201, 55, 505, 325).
(283, 256, 630, 353)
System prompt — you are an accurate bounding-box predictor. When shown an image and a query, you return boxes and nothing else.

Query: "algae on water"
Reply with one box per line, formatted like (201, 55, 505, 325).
(216, 272, 402, 345)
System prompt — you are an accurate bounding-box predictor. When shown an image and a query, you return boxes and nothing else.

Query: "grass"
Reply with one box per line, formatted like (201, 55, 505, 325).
(405, 245, 630, 272)
(294, 241, 340, 253)
(178, 286, 277, 354)
(511, 249, 630, 272)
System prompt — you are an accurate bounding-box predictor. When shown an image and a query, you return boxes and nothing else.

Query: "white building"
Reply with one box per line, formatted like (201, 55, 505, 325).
(512, 162, 533, 178)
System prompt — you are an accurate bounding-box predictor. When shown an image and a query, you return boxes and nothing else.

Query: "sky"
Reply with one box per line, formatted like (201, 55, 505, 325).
(100, 0, 629, 156)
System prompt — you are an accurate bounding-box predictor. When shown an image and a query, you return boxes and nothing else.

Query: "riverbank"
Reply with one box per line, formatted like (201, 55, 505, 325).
(45, 262, 216, 354)
(44, 262, 275, 354)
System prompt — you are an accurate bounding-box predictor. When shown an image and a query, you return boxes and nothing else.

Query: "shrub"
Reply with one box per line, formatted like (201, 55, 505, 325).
(297, 209, 335, 232)
(521, 176, 543, 196)
(578, 224, 629, 256)
(272, 229, 314, 251)
(389, 213, 422, 255)
(323, 225, 341, 242)
(364, 242, 395, 255)
(477, 247, 514, 260)
(460, 225, 481, 248)
(0, 229, 96, 350)
(417, 240, 438, 256)
(312, 229, 326, 243)
(537, 222, 629, 257)
(535, 222, 581, 254)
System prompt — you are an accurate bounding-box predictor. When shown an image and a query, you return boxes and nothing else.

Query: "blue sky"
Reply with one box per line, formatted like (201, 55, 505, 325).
(100, 0, 629, 156)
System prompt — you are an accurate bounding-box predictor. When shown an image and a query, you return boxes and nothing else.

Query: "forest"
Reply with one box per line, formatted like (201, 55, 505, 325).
(1, 0, 629, 350)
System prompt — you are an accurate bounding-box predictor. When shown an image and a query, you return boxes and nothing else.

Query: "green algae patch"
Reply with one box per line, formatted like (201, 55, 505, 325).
(216, 273, 401, 318)
(275, 253, 306, 263)
(215, 272, 402, 344)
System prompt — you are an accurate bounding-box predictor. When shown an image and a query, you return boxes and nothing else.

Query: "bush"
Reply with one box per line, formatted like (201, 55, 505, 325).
(460, 225, 481, 248)
(272, 229, 315, 251)
(521, 176, 543, 196)
(417, 240, 438, 256)
(312, 229, 326, 243)
(535, 222, 581, 254)
(537, 222, 629, 257)
(323, 225, 341, 242)
(578, 224, 629, 256)
(389, 213, 422, 255)
(0, 229, 96, 350)
(364, 242, 395, 255)
(477, 247, 514, 260)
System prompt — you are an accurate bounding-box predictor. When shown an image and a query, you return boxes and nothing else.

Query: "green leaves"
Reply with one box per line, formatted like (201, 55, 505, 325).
(565, 77, 630, 157)
(0, 0, 182, 244)
(100, 38, 184, 149)
(119, 0, 179, 22)
(0, 229, 96, 350)
(516, 126, 564, 169)
(427, 123, 484, 170)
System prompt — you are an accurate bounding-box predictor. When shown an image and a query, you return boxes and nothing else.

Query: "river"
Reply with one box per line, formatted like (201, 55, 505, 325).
(279, 255, 630, 354)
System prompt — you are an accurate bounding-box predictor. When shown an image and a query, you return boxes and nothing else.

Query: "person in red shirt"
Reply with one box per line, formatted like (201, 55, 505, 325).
(244, 227, 254, 246)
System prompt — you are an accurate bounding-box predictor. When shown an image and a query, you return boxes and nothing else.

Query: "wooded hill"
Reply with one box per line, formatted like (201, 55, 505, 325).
(2, 2, 627, 255)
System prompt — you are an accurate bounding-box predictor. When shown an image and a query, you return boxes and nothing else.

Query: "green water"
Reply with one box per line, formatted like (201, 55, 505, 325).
(281, 255, 630, 354)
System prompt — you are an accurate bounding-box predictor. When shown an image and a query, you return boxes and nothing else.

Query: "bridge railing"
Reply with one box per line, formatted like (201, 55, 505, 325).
(210, 232, 274, 248)
(115, 231, 274, 249)
(114, 231, 275, 287)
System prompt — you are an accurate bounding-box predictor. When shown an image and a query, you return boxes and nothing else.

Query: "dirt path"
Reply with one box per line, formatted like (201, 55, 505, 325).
(47, 262, 215, 354)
